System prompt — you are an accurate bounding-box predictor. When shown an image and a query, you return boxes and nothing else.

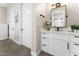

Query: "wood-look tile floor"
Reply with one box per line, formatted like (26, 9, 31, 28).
(39, 51, 52, 56)
(0, 39, 51, 56)
(0, 39, 31, 56)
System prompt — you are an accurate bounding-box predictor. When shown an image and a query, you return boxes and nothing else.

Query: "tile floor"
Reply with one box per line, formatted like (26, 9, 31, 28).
(0, 39, 31, 56)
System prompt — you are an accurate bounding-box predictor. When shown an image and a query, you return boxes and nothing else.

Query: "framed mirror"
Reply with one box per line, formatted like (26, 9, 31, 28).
(52, 5, 67, 28)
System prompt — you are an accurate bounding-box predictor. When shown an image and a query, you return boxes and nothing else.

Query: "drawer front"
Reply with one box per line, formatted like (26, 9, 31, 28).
(73, 35, 79, 42)
(50, 34, 69, 40)
(70, 34, 79, 42)
(41, 37, 49, 47)
(70, 41, 79, 52)
(41, 37, 49, 53)
(41, 45, 49, 53)
(70, 51, 76, 56)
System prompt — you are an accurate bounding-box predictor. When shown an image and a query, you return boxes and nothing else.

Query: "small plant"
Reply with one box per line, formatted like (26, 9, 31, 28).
(43, 21, 52, 31)
(71, 25, 79, 32)
(71, 25, 76, 30)
(76, 25, 79, 30)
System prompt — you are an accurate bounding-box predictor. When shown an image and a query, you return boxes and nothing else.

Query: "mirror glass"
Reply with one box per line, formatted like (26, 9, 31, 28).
(52, 6, 66, 27)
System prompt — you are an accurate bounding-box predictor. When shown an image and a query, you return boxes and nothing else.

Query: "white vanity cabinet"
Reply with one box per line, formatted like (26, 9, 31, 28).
(41, 32, 50, 53)
(41, 32, 70, 56)
(70, 34, 79, 56)
(49, 38, 69, 56)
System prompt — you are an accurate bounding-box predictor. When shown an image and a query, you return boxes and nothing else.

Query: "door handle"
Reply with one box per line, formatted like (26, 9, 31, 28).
(67, 42, 69, 50)
(21, 28, 23, 31)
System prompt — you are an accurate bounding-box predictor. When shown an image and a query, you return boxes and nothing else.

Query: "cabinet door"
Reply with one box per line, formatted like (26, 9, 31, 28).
(49, 38, 69, 56)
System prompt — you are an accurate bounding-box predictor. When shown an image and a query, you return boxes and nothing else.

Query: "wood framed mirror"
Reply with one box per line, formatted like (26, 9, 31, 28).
(52, 5, 67, 31)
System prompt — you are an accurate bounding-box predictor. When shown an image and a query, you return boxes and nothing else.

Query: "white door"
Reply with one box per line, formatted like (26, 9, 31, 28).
(8, 7, 15, 41)
(14, 14, 20, 44)
(21, 3, 32, 49)
(8, 4, 22, 45)
(13, 4, 22, 45)
(49, 38, 69, 56)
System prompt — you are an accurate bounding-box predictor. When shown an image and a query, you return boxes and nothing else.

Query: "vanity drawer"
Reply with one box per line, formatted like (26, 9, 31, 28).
(41, 44, 49, 53)
(70, 41, 79, 52)
(71, 35, 79, 42)
(41, 38, 49, 53)
(50, 33, 69, 40)
(41, 32, 49, 38)
(41, 37, 48, 44)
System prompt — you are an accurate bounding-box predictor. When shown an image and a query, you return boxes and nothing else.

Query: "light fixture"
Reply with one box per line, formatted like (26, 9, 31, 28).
(48, 3, 64, 9)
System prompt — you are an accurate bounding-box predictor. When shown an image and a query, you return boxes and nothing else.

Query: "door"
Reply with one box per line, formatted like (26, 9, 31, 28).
(8, 7, 15, 41)
(21, 3, 32, 49)
(49, 38, 69, 56)
(14, 4, 22, 45)
(14, 14, 20, 44)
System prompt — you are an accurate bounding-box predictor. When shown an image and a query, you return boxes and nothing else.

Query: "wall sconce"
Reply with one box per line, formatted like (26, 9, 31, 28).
(40, 14, 45, 18)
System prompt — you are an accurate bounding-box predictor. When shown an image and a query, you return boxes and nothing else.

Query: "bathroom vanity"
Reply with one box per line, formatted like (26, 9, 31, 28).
(41, 31, 79, 56)
(41, 4, 79, 56)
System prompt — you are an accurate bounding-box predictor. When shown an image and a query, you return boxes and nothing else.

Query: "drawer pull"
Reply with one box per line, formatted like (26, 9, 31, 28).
(43, 37, 46, 39)
(42, 44, 46, 46)
(67, 42, 69, 50)
(74, 36, 79, 38)
(43, 33, 46, 34)
(74, 55, 77, 56)
(74, 43, 79, 45)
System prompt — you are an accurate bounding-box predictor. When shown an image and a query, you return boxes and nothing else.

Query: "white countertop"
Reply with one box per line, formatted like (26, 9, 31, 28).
(41, 29, 79, 35)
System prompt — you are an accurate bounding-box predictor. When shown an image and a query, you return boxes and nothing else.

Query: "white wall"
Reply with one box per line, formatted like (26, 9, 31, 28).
(0, 24, 8, 40)
(31, 3, 48, 55)
(22, 3, 32, 49)
(66, 3, 79, 26)
(0, 6, 7, 24)
(0, 6, 7, 40)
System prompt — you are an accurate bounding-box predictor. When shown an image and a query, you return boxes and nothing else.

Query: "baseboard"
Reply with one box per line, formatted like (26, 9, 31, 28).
(31, 50, 41, 56)
(22, 42, 32, 49)
(0, 37, 8, 40)
(10, 39, 21, 45)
